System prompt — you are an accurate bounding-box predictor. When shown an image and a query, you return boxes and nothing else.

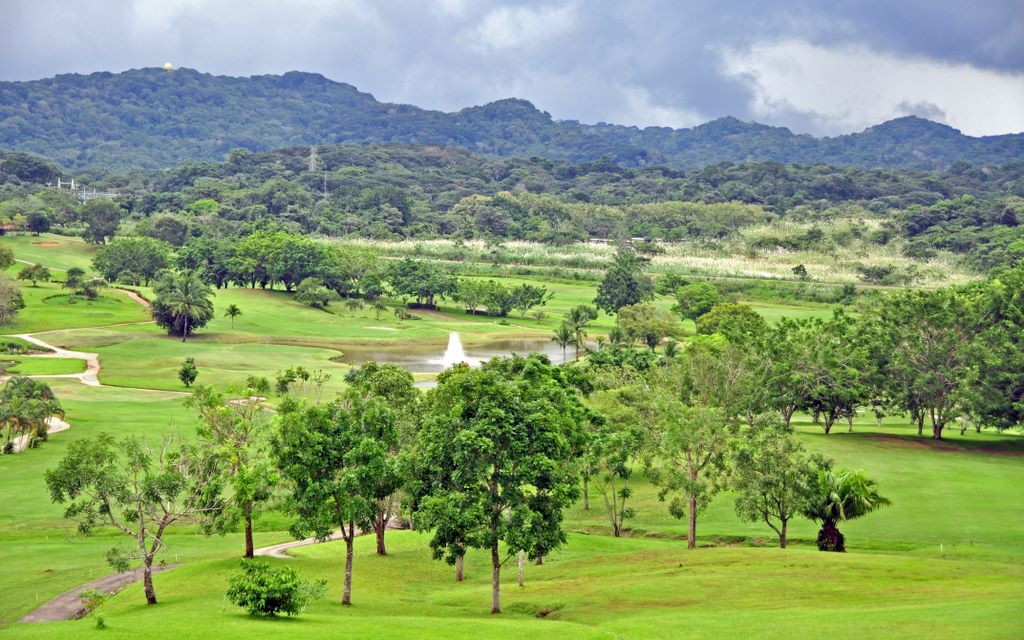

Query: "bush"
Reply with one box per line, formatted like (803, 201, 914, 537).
(226, 560, 326, 617)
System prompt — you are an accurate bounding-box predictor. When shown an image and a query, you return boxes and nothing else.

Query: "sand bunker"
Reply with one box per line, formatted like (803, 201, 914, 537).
(31, 242, 59, 247)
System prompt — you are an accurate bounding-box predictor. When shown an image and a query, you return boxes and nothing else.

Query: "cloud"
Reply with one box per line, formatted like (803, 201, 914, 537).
(721, 39, 1024, 136)
(467, 2, 578, 51)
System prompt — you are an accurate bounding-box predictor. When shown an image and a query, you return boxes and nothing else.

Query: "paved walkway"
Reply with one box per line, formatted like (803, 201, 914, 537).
(19, 565, 176, 623)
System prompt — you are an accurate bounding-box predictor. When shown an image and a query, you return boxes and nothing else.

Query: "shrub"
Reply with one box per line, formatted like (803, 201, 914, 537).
(226, 561, 326, 617)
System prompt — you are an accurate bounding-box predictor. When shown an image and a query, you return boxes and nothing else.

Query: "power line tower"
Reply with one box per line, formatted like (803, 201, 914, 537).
(308, 145, 320, 172)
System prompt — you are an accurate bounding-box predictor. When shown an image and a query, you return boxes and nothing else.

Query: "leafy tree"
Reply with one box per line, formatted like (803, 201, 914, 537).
(188, 385, 279, 558)
(673, 281, 721, 321)
(695, 302, 768, 343)
(372, 299, 388, 320)
(224, 303, 242, 328)
(615, 303, 681, 350)
(80, 199, 123, 245)
(652, 403, 735, 549)
(587, 388, 649, 536)
(294, 277, 331, 308)
(92, 237, 172, 285)
(26, 210, 51, 235)
(178, 358, 198, 387)
(17, 263, 51, 286)
(0, 245, 13, 270)
(802, 466, 891, 552)
(45, 434, 223, 604)
(795, 313, 868, 434)
(565, 305, 598, 358)
(731, 417, 817, 548)
(861, 289, 974, 439)
(594, 246, 654, 314)
(274, 397, 391, 605)
(387, 258, 457, 308)
(226, 561, 326, 617)
(151, 271, 215, 341)
(511, 283, 552, 318)
(0, 276, 25, 326)
(791, 264, 809, 280)
(343, 362, 419, 555)
(413, 356, 588, 613)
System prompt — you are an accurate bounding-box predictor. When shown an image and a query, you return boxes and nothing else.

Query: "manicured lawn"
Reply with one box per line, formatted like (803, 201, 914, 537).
(0, 281, 149, 334)
(0, 233, 98, 272)
(0, 357, 85, 375)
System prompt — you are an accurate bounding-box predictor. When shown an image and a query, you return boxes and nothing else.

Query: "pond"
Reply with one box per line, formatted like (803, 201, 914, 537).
(336, 332, 581, 374)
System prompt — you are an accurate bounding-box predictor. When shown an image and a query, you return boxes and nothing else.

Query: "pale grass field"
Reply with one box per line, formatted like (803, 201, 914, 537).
(329, 218, 977, 287)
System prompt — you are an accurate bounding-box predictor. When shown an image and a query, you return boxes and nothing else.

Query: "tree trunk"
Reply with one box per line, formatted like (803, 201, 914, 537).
(374, 511, 387, 556)
(933, 422, 944, 440)
(583, 475, 589, 510)
(455, 554, 464, 582)
(781, 406, 795, 429)
(490, 543, 501, 614)
(181, 315, 189, 343)
(535, 556, 542, 566)
(779, 520, 787, 549)
(243, 506, 254, 558)
(342, 526, 354, 606)
(517, 551, 525, 587)
(816, 520, 845, 552)
(142, 557, 157, 605)
(687, 492, 697, 549)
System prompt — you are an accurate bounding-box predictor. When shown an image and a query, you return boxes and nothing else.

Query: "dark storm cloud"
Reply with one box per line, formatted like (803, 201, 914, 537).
(1, 0, 1022, 135)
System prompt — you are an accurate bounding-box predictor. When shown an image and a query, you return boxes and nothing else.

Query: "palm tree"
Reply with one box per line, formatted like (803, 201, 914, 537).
(224, 304, 242, 328)
(0, 377, 63, 452)
(803, 467, 891, 552)
(162, 272, 214, 343)
(551, 322, 575, 362)
(565, 305, 598, 358)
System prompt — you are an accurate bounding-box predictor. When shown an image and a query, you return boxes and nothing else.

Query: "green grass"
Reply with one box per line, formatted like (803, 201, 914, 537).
(0, 233, 98, 272)
(0, 357, 86, 375)
(0, 281, 149, 334)
(0, 240, 1019, 637)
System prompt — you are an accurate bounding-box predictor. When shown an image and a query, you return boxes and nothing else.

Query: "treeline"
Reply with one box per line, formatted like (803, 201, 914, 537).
(2, 144, 1022, 269)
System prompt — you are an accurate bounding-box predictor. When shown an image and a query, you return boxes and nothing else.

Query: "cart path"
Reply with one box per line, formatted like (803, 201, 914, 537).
(9, 416, 70, 453)
(19, 565, 177, 624)
(254, 517, 403, 558)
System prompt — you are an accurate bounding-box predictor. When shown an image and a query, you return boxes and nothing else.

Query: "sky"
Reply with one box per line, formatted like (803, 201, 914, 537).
(2, 0, 1023, 136)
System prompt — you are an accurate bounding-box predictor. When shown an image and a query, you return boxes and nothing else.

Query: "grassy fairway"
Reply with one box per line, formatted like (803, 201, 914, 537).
(0, 357, 86, 375)
(0, 233, 1019, 637)
(0, 234, 98, 272)
(1, 533, 1020, 639)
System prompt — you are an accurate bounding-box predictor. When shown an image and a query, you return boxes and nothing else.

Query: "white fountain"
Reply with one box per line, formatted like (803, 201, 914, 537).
(432, 331, 481, 368)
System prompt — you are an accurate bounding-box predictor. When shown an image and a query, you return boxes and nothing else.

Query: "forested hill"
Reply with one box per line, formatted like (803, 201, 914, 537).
(1, 68, 1022, 171)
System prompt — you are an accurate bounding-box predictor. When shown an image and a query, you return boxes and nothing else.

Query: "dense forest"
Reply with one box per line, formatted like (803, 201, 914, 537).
(1, 143, 1022, 273)
(1, 68, 1022, 171)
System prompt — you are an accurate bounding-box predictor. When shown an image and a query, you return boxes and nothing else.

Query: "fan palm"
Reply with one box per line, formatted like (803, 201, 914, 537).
(803, 467, 891, 552)
(551, 322, 575, 362)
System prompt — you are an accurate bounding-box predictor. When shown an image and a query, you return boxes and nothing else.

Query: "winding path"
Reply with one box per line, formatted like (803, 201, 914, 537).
(18, 565, 176, 624)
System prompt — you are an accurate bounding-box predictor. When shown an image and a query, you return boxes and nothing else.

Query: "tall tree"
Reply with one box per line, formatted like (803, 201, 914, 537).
(594, 246, 654, 314)
(731, 417, 818, 548)
(343, 362, 419, 556)
(45, 434, 222, 604)
(565, 305, 598, 358)
(151, 271, 215, 342)
(413, 356, 588, 613)
(80, 199, 123, 245)
(274, 397, 390, 605)
(187, 385, 278, 558)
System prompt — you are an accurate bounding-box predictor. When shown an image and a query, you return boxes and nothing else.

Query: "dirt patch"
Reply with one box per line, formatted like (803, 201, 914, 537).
(31, 242, 60, 247)
(868, 433, 1024, 457)
(365, 326, 400, 331)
